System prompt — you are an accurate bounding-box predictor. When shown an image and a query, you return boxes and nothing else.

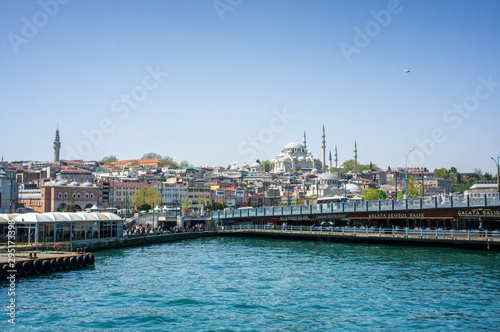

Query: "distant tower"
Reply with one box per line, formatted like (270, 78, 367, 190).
(321, 124, 326, 169)
(354, 140, 358, 165)
(54, 126, 61, 163)
(334, 145, 338, 169)
(328, 150, 332, 173)
(303, 131, 307, 150)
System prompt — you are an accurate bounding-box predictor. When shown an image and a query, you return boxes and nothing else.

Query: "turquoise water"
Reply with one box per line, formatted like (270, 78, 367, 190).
(4, 237, 500, 331)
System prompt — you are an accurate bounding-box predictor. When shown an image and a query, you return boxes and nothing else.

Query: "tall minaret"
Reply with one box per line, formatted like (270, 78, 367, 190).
(328, 150, 332, 173)
(321, 124, 326, 169)
(54, 125, 61, 163)
(334, 145, 338, 169)
(303, 131, 307, 150)
(354, 140, 358, 165)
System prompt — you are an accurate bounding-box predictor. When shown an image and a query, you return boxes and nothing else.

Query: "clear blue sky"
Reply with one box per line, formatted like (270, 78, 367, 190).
(1, 0, 499, 174)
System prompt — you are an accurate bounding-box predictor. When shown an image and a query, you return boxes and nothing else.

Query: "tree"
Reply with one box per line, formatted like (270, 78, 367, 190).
(131, 187, 161, 209)
(141, 152, 162, 160)
(101, 155, 118, 165)
(161, 156, 178, 168)
(182, 195, 190, 211)
(64, 204, 76, 212)
(138, 203, 151, 211)
(362, 188, 387, 201)
(261, 160, 273, 172)
(340, 159, 373, 173)
(208, 199, 225, 211)
(397, 177, 420, 198)
(179, 160, 192, 168)
(433, 168, 448, 179)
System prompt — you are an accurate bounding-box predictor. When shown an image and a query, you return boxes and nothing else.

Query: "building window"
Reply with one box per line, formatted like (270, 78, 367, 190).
(77, 193, 81, 198)
(86, 193, 89, 199)
(58, 193, 62, 199)
(90, 193, 94, 199)
(72, 193, 76, 199)
(64, 193, 68, 199)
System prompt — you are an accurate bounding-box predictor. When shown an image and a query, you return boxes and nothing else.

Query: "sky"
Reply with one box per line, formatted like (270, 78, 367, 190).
(1, 0, 499, 174)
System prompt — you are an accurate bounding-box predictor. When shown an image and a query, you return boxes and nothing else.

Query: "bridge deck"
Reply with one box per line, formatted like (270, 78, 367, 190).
(219, 228, 499, 250)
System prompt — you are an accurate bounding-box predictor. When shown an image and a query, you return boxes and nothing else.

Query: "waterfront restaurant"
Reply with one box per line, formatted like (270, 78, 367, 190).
(0, 212, 123, 244)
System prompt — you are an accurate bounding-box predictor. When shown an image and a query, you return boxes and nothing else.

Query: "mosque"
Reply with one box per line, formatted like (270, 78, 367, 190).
(272, 125, 358, 173)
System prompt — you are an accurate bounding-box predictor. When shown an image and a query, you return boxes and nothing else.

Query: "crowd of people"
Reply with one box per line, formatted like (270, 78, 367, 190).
(123, 222, 204, 236)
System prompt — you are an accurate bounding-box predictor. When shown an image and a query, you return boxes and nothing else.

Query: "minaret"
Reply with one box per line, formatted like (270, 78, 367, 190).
(334, 145, 338, 169)
(303, 131, 307, 150)
(328, 150, 332, 173)
(354, 140, 358, 165)
(321, 124, 326, 169)
(54, 126, 61, 163)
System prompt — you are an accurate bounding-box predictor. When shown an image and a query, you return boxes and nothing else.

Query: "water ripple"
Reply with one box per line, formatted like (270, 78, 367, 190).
(3, 237, 500, 331)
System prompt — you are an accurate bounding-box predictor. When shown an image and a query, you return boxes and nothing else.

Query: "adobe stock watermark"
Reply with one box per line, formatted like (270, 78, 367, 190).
(339, 0, 405, 64)
(397, 74, 499, 167)
(7, 0, 70, 54)
(232, 107, 295, 165)
(213, 0, 242, 21)
(65, 65, 168, 160)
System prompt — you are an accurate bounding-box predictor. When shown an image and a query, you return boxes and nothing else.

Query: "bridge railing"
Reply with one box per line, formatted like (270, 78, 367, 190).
(212, 194, 500, 219)
(218, 224, 500, 238)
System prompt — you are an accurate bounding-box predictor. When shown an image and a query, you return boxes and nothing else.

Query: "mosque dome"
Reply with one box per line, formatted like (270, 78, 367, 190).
(241, 162, 249, 169)
(318, 173, 337, 180)
(69, 181, 80, 187)
(55, 181, 67, 186)
(230, 164, 239, 171)
(81, 181, 93, 187)
(250, 162, 261, 169)
(284, 141, 304, 149)
(311, 168, 319, 174)
(345, 183, 361, 194)
(297, 156, 305, 162)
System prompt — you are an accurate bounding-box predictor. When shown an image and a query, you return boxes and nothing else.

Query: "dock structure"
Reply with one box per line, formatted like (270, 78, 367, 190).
(0, 250, 95, 280)
(211, 194, 500, 231)
(218, 226, 500, 251)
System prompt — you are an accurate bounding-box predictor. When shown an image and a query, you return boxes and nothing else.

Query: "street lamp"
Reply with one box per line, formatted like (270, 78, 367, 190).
(492, 156, 500, 195)
(404, 147, 415, 198)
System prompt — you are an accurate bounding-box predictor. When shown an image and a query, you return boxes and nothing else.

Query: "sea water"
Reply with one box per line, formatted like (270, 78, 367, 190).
(3, 237, 500, 331)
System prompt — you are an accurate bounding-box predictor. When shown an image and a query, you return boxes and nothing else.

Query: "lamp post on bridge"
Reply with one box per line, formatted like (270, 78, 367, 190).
(404, 147, 415, 198)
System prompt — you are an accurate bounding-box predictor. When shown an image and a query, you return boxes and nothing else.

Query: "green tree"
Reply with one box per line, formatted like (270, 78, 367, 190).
(362, 188, 387, 201)
(208, 199, 225, 211)
(161, 156, 178, 168)
(261, 160, 273, 172)
(433, 168, 448, 179)
(131, 187, 161, 208)
(182, 195, 190, 211)
(340, 159, 373, 173)
(138, 203, 151, 211)
(141, 152, 162, 160)
(63, 204, 76, 212)
(397, 177, 420, 198)
(101, 155, 118, 165)
(179, 160, 192, 168)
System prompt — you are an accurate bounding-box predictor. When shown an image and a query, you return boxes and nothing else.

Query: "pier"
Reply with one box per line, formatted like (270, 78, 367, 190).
(218, 225, 500, 251)
(211, 194, 500, 231)
(0, 250, 95, 280)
